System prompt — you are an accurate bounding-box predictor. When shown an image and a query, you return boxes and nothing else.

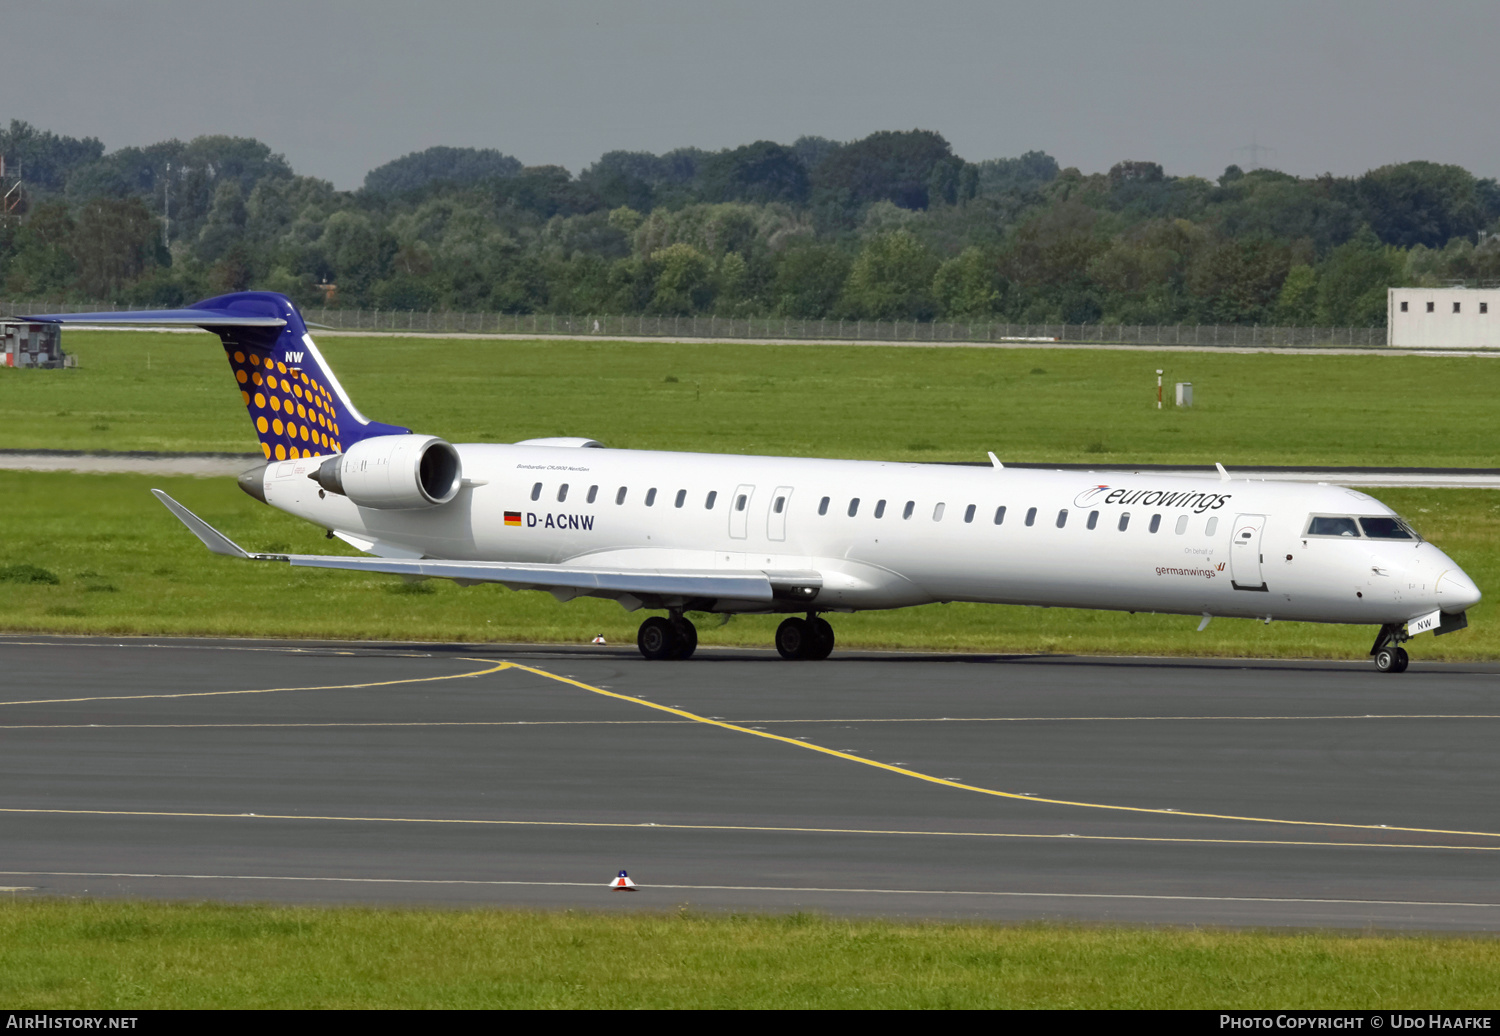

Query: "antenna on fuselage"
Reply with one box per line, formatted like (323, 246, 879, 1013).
(1215, 462, 1230, 482)
(987, 451, 1004, 469)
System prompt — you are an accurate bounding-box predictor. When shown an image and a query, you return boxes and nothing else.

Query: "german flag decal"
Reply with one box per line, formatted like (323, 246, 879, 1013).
(504, 511, 522, 527)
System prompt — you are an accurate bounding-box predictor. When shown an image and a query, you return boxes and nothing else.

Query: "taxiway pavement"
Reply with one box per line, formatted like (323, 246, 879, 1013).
(2, 636, 1498, 930)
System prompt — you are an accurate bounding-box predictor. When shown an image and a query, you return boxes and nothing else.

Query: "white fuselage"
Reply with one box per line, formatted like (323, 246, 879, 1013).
(259, 444, 1481, 624)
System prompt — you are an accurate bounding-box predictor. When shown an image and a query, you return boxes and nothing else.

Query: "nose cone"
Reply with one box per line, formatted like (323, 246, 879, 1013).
(1436, 568, 1482, 612)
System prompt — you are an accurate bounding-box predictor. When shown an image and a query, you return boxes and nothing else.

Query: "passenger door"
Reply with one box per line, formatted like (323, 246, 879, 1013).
(1230, 514, 1268, 591)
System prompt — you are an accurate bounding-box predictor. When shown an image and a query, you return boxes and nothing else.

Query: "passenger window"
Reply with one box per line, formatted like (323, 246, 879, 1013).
(1206, 516, 1218, 536)
(774, 496, 786, 514)
(531, 482, 542, 501)
(557, 484, 569, 503)
(964, 504, 976, 524)
(1359, 517, 1415, 540)
(1025, 507, 1037, 527)
(705, 490, 717, 509)
(818, 496, 830, 516)
(1055, 508, 1067, 528)
(1119, 512, 1130, 531)
(674, 489, 686, 508)
(874, 499, 886, 518)
(1087, 510, 1098, 530)
(615, 486, 627, 505)
(587, 485, 598, 504)
(933, 502, 946, 521)
(1149, 514, 1161, 533)
(848, 498, 860, 517)
(645, 488, 657, 507)
(903, 500, 915, 520)
(1175, 514, 1188, 534)
(994, 506, 1006, 525)
(736, 493, 748, 511)
(1306, 516, 1360, 538)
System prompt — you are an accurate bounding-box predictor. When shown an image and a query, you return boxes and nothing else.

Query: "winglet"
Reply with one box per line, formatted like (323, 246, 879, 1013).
(1215, 462, 1230, 482)
(150, 489, 252, 558)
(988, 451, 1004, 469)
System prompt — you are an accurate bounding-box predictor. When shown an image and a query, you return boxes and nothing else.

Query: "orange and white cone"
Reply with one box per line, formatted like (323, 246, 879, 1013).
(609, 869, 637, 891)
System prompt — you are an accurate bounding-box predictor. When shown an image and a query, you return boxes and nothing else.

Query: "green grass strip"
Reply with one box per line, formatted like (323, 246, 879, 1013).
(1, 899, 1497, 1009)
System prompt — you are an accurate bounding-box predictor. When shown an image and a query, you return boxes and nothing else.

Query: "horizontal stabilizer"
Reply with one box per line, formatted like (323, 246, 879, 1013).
(24, 308, 286, 329)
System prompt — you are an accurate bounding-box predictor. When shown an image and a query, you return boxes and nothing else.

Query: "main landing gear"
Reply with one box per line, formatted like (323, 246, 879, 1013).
(775, 615, 834, 661)
(637, 613, 698, 660)
(1370, 623, 1410, 674)
(633, 611, 835, 661)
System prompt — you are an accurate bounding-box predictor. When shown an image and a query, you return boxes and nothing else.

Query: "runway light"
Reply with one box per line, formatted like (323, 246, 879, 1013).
(610, 870, 638, 891)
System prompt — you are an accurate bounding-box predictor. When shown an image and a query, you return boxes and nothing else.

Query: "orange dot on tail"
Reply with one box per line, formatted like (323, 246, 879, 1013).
(235, 370, 247, 384)
(290, 447, 301, 458)
(254, 393, 266, 408)
(271, 397, 281, 411)
(275, 444, 286, 460)
(241, 391, 250, 405)
(261, 442, 271, 459)
(300, 425, 309, 440)
(257, 416, 268, 433)
(252, 371, 263, 386)
(276, 361, 287, 374)
(233, 351, 245, 364)
(273, 419, 284, 435)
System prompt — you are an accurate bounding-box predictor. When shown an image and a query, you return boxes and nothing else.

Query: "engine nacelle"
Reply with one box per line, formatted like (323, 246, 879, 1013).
(312, 434, 462, 509)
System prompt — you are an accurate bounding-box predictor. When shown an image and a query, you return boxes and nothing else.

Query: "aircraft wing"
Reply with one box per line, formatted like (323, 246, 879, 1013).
(151, 489, 780, 606)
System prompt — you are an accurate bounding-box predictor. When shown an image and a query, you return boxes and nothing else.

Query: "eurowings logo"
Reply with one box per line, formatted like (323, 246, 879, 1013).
(1074, 485, 1112, 507)
(1074, 484, 1232, 514)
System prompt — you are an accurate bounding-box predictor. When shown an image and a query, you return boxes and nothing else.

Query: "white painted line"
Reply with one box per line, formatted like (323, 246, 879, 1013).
(3, 870, 1497, 910)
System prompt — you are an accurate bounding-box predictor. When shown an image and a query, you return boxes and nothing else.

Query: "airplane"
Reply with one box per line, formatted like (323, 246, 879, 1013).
(28, 290, 1481, 672)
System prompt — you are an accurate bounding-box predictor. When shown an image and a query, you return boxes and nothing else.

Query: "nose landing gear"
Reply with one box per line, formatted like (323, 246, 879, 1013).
(1370, 623, 1411, 674)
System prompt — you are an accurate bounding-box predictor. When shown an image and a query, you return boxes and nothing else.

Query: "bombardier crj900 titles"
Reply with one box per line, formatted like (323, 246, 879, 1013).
(31, 291, 1481, 672)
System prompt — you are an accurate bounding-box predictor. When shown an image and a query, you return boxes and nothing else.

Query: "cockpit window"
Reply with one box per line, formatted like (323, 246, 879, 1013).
(1359, 516, 1418, 541)
(1306, 516, 1361, 538)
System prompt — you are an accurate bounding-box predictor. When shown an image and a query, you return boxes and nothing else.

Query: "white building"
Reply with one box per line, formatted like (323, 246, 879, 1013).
(1388, 287, 1500, 348)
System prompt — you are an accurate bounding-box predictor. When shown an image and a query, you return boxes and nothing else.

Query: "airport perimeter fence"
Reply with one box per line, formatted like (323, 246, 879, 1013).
(1, 299, 1391, 349)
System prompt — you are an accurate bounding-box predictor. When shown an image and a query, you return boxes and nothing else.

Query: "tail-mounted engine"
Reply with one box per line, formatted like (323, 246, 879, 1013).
(311, 434, 462, 509)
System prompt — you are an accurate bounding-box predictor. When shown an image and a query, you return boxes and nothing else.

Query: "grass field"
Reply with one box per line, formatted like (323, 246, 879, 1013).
(2, 900, 1498, 1009)
(0, 330, 1497, 656)
(1, 329, 1498, 466)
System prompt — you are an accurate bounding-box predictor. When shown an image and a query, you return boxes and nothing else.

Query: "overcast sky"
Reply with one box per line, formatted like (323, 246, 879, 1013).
(5, 0, 1496, 189)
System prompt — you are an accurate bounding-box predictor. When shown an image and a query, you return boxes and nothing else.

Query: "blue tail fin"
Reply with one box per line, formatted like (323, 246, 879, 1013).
(26, 292, 409, 460)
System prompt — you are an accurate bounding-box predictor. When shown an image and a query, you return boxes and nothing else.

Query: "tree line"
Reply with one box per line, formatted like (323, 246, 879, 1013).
(2, 118, 1498, 326)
